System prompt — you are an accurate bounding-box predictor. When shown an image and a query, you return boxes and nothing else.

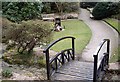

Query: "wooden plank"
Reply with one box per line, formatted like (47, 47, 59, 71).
(56, 69, 93, 77)
(52, 72, 93, 80)
(52, 61, 94, 80)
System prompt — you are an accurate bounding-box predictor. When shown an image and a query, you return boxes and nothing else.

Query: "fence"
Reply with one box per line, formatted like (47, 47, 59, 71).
(93, 39, 110, 82)
(43, 36, 75, 80)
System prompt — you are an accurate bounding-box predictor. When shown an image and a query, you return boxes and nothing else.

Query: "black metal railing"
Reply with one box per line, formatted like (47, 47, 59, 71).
(43, 36, 75, 80)
(93, 39, 110, 82)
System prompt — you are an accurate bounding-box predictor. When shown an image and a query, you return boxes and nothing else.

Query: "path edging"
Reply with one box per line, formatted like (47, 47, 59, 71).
(103, 20, 120, 35)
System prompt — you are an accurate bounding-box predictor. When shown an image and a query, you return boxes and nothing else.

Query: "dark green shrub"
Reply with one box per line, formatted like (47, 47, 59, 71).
(2, 68, 13, 78)
(92, 2, 119, 20)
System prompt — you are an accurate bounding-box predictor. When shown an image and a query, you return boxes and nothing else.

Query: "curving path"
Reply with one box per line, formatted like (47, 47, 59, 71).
(79, 8, 119, 62)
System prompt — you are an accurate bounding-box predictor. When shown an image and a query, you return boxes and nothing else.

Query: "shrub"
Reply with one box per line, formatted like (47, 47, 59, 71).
(2, 68, 13, 78)
(3, 19, 53, 54)
(92, 2, 119, 20)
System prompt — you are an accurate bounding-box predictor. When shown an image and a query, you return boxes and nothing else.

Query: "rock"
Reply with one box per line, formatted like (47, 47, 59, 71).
(33, 47, 58, 58)
(33, 47, 44, 57)
(109, 62, 120, 70)
(112, 75, 120, 80)
(2, 61, 47, 80)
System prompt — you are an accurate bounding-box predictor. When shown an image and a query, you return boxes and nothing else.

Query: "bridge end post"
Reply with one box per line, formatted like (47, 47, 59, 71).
(72, 38, 75, 60)
(43, 49, 50, 80)
(93, 55, 98, 82)
(106, 39, 110, 67)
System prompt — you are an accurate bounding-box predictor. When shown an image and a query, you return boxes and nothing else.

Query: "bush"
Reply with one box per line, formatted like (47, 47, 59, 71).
(92, 2, 119, 20)
(2, 68, 13, 78)
(2, 19, 53, 54)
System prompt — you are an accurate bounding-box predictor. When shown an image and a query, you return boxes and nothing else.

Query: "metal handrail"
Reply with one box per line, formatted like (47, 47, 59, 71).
(43, 36, 75, 80)
(43, 36, 75, 52)
(93, 39, 110, 82)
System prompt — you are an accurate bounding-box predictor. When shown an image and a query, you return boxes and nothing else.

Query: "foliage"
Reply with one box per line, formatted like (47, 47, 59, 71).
(92, 2, 119, 20)
(2, 68, 13, 78)
(42, 2, 51, 14)
(62, 2, 79, 13)
(2, 2, 43, 23)
(80, 2, 97, 8)
(42, 2, 79, 14)
(2, 19, 53, 54)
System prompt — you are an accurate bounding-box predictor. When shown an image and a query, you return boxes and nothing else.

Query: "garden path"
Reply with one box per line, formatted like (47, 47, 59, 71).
(79, 8, 119, 62)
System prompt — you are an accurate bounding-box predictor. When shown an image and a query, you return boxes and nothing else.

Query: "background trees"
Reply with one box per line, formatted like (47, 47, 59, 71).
(42, 2, 79, 14)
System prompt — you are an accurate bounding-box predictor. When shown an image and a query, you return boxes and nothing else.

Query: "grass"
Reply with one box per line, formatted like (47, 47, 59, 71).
(104, 18, 120, 33)
(110, 46, 120, 63)
(50, 19, 92, 54)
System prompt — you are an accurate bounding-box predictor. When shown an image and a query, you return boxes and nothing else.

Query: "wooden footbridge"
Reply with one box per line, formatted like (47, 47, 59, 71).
(43, 36, 110, 82)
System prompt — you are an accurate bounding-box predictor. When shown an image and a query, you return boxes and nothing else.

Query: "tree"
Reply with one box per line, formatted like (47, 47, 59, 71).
(2, 2, 43, 23)
(41, 2, 79, 14)
(3, 19, 52, 54)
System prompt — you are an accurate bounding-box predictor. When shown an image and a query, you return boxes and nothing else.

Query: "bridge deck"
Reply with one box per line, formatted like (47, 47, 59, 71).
(51, 61, 94, 80)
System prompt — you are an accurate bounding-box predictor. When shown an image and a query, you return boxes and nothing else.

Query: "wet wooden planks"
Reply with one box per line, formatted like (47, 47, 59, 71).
(51, 61, 94, 80)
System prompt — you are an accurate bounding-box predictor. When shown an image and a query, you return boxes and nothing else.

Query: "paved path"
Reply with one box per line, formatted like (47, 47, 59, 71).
(79, 9, 119, 62)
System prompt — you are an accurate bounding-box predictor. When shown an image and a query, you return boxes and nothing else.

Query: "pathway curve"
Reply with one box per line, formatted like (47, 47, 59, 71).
(79, 8, 119, 62)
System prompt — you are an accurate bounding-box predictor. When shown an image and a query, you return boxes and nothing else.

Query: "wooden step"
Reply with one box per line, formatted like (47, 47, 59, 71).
(51, 61, 94, 80)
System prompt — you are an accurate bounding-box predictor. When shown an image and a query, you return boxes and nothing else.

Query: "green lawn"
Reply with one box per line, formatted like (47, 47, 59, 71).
(104, 18, 120, 33)
(50, 20, 92, 54)
(110, 46, 120, 63)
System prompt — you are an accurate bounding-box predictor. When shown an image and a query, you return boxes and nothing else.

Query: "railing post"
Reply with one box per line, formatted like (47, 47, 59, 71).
(44, 50, 50, 80)
(55, 58, 58, 70)
(72, 38, 75, 60)
(67, 50, 70, 61)
(61, 53, 65, 65)
(93, 55, 98, 82)
(106, 40, 110, 66)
